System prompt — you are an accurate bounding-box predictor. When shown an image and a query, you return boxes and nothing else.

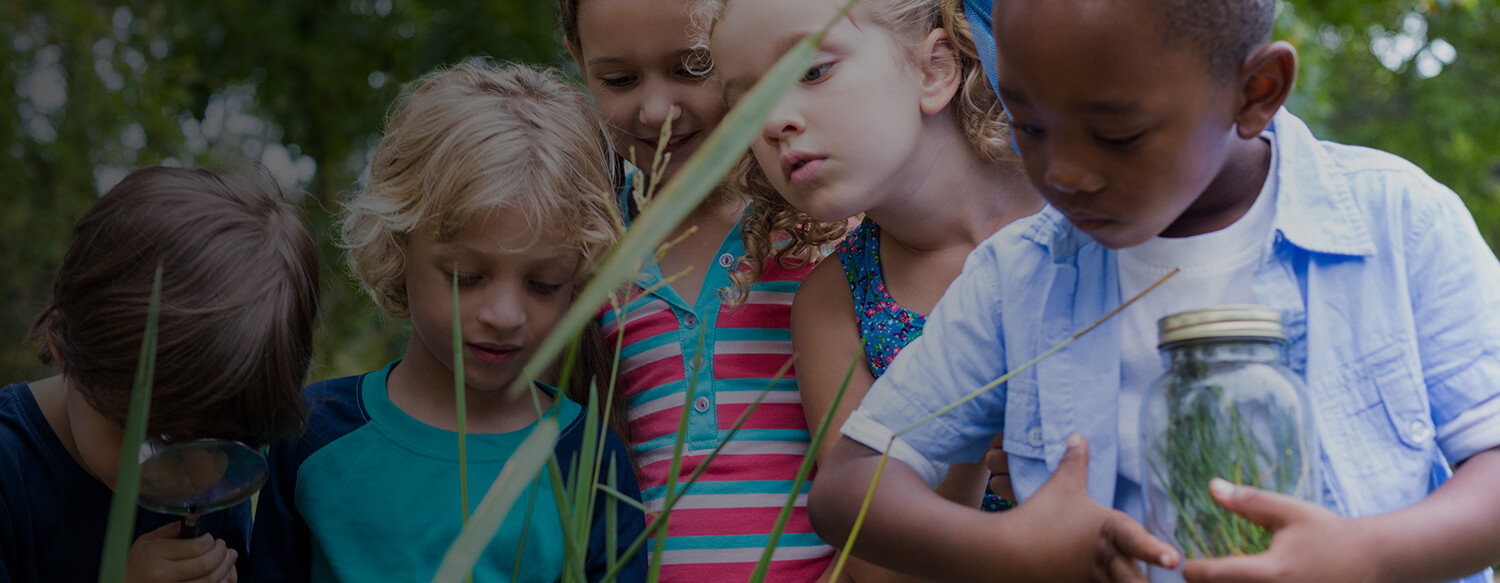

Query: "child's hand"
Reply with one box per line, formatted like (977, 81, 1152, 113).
(983, 432, 1016, 501)
(125, 521, 239, 583)
(1009, 434, 1179, 582)
(1182, 479, 1375, 583)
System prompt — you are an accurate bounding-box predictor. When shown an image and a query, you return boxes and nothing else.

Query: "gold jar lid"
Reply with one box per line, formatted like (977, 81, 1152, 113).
(1157, 305, 1285, 347)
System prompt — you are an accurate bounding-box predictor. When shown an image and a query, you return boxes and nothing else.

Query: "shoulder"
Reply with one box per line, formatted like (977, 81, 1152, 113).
(277, 373, 372, 463)
(793, 256, 856, 323)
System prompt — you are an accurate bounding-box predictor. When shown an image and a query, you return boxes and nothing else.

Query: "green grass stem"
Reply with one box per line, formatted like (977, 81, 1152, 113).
(98, 263, 163, 583)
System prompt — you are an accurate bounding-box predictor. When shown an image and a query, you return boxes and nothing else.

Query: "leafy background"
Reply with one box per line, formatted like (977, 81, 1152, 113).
(5, 0, 1498, 386)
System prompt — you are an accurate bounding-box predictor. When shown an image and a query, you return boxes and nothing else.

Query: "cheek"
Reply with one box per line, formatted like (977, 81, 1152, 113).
(678, 82, 727, 127)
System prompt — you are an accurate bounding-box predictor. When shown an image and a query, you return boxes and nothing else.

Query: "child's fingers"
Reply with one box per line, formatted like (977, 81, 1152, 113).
(1102, 552, 1149, 583)
(136, 520, 186, 541)
(1207, 478, 1314, 531)
(187, 547, 236, 583)
(170, 538, 230, 581)
(1181, 554, 1282, 583)
(1053, 433, 1090, 489)
(1101, 511, 1179, 569)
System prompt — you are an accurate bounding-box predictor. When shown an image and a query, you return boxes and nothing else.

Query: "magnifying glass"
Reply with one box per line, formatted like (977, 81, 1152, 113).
(136, 439, 269, 538)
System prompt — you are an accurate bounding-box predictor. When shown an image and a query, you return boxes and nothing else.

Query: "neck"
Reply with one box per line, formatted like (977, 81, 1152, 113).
(387, 351, 548, 434)
(868, 119, 1042, 252)
(1162, 136, 1272, 238)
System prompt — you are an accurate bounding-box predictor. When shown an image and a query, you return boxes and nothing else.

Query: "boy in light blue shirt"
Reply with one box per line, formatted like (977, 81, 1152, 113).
(809, 0, 1500, 581)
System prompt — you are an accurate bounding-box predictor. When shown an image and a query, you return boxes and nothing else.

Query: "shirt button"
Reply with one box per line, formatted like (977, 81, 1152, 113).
(693, 396, 711, 413)
(684, 314, 697, 329)
(1407, 420, 1434, 444)
(717, 253, 735, 268)
(1027, 427, 1045, 447)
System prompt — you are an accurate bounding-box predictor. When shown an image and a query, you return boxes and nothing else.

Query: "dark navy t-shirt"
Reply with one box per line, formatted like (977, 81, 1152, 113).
(0, 382, 249, 583)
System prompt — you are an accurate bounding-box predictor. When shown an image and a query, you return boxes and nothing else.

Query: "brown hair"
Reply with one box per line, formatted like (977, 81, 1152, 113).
(693, 0, 1019, 303)
(340, 61, 630, 439)
(29, 166, 320, 445)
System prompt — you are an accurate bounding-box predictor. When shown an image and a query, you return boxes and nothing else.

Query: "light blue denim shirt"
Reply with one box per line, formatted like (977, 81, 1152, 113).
(843, 109, 1500, 582)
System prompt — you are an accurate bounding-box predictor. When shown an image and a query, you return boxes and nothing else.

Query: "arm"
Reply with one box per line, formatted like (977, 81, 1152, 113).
(794, 261, 986, 583)
(812, 435, 1177, 583)
(245, 441, 311, 583)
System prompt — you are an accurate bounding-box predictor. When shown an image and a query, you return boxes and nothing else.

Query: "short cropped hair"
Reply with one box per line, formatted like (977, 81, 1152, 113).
(1162, 0, 1276, 78)
(30, 167, 320, 445)
(341, 61, 619, 319)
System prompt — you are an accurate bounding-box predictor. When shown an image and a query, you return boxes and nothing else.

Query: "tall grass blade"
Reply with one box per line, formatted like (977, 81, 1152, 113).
(832, 268, 1179, 581)
(748, 350, 860, 583)
(98, 263, 163, 583)
(430, 418, 560, 583)
(507, 0, 838, 400)
(453, 273, 470, 531)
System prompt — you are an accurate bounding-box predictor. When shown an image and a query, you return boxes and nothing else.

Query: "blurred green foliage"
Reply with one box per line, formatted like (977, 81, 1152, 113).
(4, 0, 1498, 385)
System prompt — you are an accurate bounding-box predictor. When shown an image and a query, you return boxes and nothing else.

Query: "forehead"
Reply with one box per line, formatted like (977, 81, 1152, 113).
(575, 0, 699, 61)
(712, 0, 866, 89)
(992, 0, 1211, 111)
(427, 207, 577, 259)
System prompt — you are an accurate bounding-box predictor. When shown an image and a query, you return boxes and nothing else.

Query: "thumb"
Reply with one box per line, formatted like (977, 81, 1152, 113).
(1054, 433, 1090, 488)
(1208, 478, 1311, 531)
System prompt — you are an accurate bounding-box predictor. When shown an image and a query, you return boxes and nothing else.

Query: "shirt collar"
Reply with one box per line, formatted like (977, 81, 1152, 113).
(1025, 108, 1376, 262)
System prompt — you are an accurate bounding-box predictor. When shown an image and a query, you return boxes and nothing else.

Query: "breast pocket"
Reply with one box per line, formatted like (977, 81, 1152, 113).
(1311, 340, 1435, 513)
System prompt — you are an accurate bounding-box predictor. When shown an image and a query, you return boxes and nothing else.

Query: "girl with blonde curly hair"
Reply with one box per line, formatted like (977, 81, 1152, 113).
(704, 0, 1042, 578)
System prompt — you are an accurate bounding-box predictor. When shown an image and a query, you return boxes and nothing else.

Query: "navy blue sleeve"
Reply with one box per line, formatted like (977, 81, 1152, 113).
(245, 436, 312, 583)
(556, 415, 648, 583)
(1, 485, 14, 583)
(246, 375, 368, 583)
(590, 429, 647, 583)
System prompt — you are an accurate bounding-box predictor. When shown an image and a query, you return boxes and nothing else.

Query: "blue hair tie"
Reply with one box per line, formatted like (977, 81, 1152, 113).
(960, 0, 1022, 156)
(961, 0, 1000, 97)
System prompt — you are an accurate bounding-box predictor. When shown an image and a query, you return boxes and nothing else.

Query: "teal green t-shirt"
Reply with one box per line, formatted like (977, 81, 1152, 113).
(248, 361, 646, 583)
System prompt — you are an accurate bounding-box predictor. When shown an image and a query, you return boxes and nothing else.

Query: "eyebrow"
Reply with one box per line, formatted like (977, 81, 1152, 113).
(996, 87, 1141, 116)
(723, 31, 815, 98)
(587, 49, 700, 68)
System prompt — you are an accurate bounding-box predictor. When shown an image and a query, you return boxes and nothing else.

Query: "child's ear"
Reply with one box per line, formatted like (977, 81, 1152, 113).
(1233, 41, 1297, 139)
(918, 28, 963, 115)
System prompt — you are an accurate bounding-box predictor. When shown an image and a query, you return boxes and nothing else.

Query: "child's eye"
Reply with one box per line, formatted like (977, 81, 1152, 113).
(801, 62, 833, 84)
(600, 75, 636, 88)
(530, 281, 566, 295)
(1016, 124, 1045, 137)
(443, 270, 482, 287)
(1096, 132, 1144, 147)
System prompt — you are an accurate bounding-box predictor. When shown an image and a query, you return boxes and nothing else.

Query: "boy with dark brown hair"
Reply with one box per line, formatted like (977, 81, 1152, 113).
(2, 166, 320, 583)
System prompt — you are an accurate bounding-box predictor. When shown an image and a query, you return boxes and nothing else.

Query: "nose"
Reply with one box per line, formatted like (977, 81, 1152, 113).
(761, 97, 804, 143)
(638, 86, 683, 128)
(475, 284, 527, 332)
(1041, 149, 1104, 195)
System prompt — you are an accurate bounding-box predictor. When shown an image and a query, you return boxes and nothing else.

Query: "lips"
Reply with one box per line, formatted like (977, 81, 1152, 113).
(1056, 208, 1113, 230)
(640, 131, 698, 156)
(466, 342, 521, 366)
(780, 151, 826, 185)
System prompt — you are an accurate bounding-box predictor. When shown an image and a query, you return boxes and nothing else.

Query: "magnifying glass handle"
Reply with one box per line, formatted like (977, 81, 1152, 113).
(178, 515, 200, 539)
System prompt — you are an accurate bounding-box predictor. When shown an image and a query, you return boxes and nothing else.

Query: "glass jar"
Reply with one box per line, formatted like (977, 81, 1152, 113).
(1139, 305, 1320, 566)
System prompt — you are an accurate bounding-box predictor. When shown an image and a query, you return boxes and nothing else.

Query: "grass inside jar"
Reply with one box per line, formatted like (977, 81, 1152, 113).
(1147, 376, 1302, 559)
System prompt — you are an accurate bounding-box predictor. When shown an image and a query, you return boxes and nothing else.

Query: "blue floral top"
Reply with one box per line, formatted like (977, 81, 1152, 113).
(836, 218, 927, 378)
(835, 218, 1012, 512)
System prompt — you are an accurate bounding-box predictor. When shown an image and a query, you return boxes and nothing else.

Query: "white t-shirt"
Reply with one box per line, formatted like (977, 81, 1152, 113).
(1114, 135, 1279, 519)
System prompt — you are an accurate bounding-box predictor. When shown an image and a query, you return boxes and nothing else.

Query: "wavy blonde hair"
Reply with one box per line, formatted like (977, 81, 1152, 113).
(693, 0, 1017, 304)
(340, 61, 620, 319)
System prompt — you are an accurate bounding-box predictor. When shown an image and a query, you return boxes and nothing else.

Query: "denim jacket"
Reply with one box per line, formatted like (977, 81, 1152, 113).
(844, 110, 1500, 582)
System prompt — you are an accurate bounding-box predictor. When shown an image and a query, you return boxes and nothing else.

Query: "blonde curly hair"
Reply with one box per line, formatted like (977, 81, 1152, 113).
(340, 61, 620, 319)
(694, 0, 1018, 304)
